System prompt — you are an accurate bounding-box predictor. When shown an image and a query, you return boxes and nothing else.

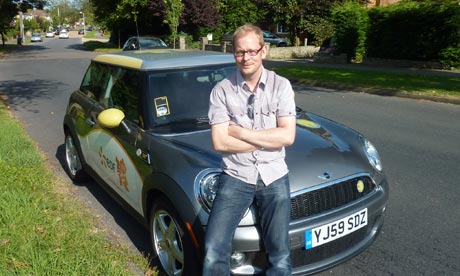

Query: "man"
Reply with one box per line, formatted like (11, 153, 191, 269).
(204, 24, 296, 275)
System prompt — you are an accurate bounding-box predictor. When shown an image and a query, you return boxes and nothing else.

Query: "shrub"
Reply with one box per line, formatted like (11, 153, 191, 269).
(331, 2, 369, 63)
(366, 1, 460, 61)
(439, 47, 460, 69)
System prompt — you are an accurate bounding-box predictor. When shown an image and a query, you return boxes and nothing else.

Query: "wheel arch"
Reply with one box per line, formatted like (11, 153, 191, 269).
(142, 173, 205, 244)
(63, 120, 88, 168)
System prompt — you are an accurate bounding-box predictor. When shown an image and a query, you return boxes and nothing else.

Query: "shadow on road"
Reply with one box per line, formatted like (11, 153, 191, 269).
(0, 79, 58, 112)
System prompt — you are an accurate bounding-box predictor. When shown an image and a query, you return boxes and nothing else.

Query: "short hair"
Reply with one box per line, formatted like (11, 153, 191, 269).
(232, 23, 264, 47)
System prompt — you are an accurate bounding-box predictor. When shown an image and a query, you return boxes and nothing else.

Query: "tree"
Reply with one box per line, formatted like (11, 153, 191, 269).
(181, 0, 219, 39)
(163, 0, 183, 48)
(214, 0, 266, 40)
(261, 0, 344, 46)
(0, 0, 18, 44)
(0, 0, 47, 44)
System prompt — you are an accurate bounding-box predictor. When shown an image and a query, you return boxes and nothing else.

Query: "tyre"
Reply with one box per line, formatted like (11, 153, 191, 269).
(64, 132, 88, 182)
(150, 197, 199, 276)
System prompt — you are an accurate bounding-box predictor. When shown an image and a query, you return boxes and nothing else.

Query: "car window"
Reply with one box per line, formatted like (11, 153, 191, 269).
(148, 65, 235, 129)
(80, 62, 111, 101)
(140, 38, 167, 49)
(109, 68, 141, 126)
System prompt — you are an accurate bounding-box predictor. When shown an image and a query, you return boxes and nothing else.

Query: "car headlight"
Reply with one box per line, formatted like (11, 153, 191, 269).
(360, 136, 383, 172)
(196, 169, 221, 212)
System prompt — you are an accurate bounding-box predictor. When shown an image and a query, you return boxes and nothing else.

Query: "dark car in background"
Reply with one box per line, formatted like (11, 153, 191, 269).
(222, 30, 289, 47)
(122, 36, 168, 51)
(63, 50, 388, 276)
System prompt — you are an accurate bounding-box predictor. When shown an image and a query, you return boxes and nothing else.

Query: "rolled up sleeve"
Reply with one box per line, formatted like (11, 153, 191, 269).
(277, 78, 296, 117)
(208, 86, 230, 125)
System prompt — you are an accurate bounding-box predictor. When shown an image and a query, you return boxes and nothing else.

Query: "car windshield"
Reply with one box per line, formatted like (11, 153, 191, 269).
(148, 64, 235, 133)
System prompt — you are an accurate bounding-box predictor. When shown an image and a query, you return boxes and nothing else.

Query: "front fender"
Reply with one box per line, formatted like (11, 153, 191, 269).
(142, 173, 205, 245)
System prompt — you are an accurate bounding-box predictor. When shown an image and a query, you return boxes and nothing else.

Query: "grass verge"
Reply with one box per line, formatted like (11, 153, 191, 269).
(83, 41, 121, 52)
(0, 102, 155, 275)
(273, 65, 460, 99)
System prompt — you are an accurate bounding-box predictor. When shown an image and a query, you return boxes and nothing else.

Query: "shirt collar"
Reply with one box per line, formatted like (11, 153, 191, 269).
(236, 67, 267, 94)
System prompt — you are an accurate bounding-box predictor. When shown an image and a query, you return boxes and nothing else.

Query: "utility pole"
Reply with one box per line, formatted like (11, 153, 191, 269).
(19, 11, 25, 45)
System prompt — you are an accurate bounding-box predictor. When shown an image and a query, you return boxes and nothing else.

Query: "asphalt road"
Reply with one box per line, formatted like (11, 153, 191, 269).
(1, 38, 460, 276)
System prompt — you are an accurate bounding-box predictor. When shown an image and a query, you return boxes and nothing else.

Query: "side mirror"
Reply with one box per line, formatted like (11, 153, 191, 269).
(98, 108, 125, 128)
(98, 108, 131, 134)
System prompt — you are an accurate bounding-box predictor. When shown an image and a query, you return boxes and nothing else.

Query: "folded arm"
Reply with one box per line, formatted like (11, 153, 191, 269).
(229, 115, 296, 150)
(211, 121, 259, 153)
(211, 116, 296, 153)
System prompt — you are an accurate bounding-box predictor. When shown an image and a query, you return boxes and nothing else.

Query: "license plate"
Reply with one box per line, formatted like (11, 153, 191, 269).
(305, 208, 367, 249)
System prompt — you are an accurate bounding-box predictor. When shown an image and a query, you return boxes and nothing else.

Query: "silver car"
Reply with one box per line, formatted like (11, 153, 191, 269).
(63, 50, 388, 275)
(222, 30, 289, 47)
(30, 33, 42, 42)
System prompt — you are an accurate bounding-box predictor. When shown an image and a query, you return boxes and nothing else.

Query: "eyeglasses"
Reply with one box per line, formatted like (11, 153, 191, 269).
(234, 46, 264, 57)
(247, 94, 255, 120)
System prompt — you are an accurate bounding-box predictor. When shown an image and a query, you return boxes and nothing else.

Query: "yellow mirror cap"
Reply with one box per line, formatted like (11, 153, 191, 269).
(98, 108, 125, 128)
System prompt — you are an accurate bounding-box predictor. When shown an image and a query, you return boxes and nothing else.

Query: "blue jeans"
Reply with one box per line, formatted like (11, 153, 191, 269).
(203, 173, 291, 276)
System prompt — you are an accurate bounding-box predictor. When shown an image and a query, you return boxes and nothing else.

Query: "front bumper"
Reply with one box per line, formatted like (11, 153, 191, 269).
(230, 177, 389, 275)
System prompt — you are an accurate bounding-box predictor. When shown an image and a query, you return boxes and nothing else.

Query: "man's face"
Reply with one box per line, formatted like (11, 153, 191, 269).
(233, 31, 267, 80)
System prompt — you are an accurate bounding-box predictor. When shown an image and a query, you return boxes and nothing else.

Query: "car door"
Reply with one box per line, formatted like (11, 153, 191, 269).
(88, 67, 146, 213)
(76, 62, 111, 179)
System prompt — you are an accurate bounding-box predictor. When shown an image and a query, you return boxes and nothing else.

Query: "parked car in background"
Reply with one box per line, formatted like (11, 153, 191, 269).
(122, 36, 168, 51)
(222, 30, 289, 47)
(45, 31, 55, 38)
(30, 33, 42, 42)
(63, 50, 388, 276)
(78, 29, 85, 35)
(59, 30, 69, 39)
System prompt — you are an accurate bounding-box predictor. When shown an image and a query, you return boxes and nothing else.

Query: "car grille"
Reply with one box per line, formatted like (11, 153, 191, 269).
(291, 175, 375, 220)
(291, 226, 368, 267)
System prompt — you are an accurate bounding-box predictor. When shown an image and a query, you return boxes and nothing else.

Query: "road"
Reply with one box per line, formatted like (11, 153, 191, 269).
(1, 38, 460, 276)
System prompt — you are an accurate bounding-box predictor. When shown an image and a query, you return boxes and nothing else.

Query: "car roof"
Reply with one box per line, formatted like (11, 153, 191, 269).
(92, 50, 235, 71)
(132, 36, 163, 40)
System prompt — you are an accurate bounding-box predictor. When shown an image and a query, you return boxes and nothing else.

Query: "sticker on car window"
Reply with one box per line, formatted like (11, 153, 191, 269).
(154, 96, 170, 117)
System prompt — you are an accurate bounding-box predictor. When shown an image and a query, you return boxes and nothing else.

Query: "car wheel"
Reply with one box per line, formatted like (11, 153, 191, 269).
(150, 197, 199, 276)
(64, 132, 88, 182)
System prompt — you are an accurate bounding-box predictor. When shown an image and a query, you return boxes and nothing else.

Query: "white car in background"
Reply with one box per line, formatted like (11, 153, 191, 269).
(30, 33, 42, 42)
(59, 30, 69, 39)
(46, 31, 55, 38)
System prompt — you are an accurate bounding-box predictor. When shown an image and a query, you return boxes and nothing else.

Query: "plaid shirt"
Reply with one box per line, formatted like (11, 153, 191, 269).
(208, 67, 296, 185)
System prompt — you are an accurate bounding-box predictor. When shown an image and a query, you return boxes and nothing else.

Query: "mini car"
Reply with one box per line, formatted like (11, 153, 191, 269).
(59, 30, 69, 39)
(63, 50, 388, 275)
(122, 36, 168, 51)
(78, 29, 85, 35)
(30, 33, 42, 42)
